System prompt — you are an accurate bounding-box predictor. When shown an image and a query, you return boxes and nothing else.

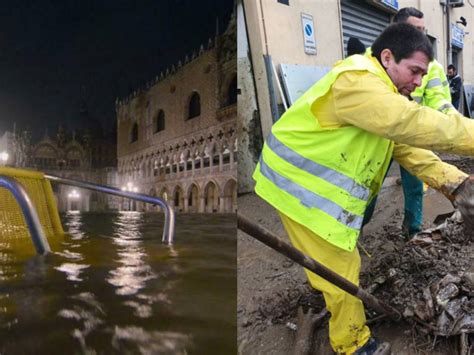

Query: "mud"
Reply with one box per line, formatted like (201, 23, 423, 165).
(360, 212, 473, 337)
(238, 157, 474, 354)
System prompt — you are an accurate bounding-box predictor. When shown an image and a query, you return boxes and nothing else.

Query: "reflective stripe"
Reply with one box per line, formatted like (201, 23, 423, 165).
(259, 158, 363, 230)
(266, 134, 369, 201)
(412, 96, 422, 103)
(438, 103, 454, 112)
(442, 80, 448, 87)
(426, 78, 442, 89)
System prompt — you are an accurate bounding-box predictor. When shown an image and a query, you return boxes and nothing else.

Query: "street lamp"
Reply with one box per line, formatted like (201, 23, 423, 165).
(121, 181, 138, 193)
(67, 189, 81, 199)
(121, 182, 139, 210)
(67, 189, 81, 211)
(0, 151, 9, 166)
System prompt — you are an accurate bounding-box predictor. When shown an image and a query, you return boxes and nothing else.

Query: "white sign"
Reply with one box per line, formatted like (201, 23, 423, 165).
(451, 24, 464, 48)
(301, 13, 316, 55)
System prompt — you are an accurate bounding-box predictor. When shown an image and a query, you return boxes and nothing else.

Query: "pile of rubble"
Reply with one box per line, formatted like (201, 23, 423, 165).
(362, 211, 473, 345)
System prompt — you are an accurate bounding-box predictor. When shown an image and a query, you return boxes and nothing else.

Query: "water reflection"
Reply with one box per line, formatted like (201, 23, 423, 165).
(56, 212, 87, 281)
(108, 212, 157, 315)
(63, 211, 85, 240)
(55, 263, 89, 281)
(0, 213, 236, 353)
(58, 292, 106, 353)
(58, 212, 100, 351)
(112, 326, 190, 354)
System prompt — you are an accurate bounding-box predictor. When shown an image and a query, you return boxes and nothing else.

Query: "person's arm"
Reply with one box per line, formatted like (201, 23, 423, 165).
(326, 70, 474, 227)
(329, 71, 474, 156)
(394, 143, 474, 229)
(392, 143, 467, 199)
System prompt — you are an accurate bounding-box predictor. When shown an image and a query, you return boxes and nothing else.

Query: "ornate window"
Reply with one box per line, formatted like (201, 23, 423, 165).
(226, 75, 237, 106)
(188, 92, 201, 119)
(130, 122, 138, 143)
(154, 110, 165, 133)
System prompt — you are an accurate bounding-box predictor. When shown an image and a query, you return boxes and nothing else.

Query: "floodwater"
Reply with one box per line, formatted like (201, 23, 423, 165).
(0, 212, 236, 354)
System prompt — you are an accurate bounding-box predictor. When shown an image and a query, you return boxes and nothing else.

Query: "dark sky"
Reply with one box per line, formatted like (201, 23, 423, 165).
(0, 0, 234, 138)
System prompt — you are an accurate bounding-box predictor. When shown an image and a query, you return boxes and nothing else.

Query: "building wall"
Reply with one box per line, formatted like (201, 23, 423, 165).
(117, 14, 237, 213)
(244, 0, 474, 140)
(25, 131, 118, 213)
(117, 49, 222, 157)
(243, 0, 345, 138)
(237, 0, 262, 193)
(446, 2, 473, 82)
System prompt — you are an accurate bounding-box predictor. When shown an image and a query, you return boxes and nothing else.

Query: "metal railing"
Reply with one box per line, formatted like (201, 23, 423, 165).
(45, 174, 175, 244)
(0, 175, 51, 255)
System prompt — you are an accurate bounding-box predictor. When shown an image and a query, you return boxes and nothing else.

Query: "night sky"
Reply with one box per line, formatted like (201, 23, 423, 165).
(0, 0, 234, 139)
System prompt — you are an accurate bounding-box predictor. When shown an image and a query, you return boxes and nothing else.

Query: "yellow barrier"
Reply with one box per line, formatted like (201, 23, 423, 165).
(0, 167, 64, 254)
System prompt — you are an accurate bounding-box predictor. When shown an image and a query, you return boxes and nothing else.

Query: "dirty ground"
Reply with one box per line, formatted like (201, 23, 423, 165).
(238, 157, 474, 354)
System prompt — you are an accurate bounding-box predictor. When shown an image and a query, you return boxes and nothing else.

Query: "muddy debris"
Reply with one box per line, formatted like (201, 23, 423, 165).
(361, 211, 473, 345)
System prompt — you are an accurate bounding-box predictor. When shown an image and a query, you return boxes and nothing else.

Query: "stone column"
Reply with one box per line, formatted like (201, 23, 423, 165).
(184, 195, 189, 213)
(199, 196, 205, 213)
(219, 196, 225, 213)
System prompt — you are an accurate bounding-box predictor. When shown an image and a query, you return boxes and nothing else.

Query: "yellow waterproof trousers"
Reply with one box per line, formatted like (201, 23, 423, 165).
(279, 212, 370, 354)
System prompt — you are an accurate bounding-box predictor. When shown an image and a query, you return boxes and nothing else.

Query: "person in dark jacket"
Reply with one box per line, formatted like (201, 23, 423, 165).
(448, 64, 462, 110)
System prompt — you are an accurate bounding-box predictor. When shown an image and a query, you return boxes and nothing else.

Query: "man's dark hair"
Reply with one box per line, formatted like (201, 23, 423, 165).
(372, 23, 433, 64)
(448, 64, 456, 71)
(394, 7, 423, 23)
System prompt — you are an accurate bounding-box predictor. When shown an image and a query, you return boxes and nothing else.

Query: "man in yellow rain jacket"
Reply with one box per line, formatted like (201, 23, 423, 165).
(253, 23, 474, 354)
(395, 8, 456, 237)
(364, 7, 457, 237)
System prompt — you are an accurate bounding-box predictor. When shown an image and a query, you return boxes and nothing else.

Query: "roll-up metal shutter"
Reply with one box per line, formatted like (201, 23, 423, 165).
(341, 0, 391, 57)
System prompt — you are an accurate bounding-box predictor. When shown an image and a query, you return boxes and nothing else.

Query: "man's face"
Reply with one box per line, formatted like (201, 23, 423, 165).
(381, 49, 429, 97)
(448, 68, 455, 77)
(405, 16, 425, 32)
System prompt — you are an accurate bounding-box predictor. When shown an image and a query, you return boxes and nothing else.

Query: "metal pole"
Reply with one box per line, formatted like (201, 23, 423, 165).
(0, 175, 51, 255)
(446, 3, 452, 65)
(237, 214, 402, 321)
(264, 55, 281, 123)
(45, 174, 175, 244)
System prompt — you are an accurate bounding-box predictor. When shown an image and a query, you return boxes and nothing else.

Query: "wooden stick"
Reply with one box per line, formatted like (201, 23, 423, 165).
(238, 214, 402, 321)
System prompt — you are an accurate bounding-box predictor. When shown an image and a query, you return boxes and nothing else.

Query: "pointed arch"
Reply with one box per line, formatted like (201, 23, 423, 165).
(222, 179, 237, 213)
(130, 122, 138, 143)
(226, 74, 237, 106)
(172, 185, 185, 212)
(154, 109, 165, 133)
(186, 183, 200, 213)
(187, 91, 201, 119)
(203, 180, 220, 213)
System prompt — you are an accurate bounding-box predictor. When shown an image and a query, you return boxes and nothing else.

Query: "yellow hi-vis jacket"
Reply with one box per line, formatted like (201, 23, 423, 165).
(254, 55, 394, 252)
(411, 59, 456, 114)
(254, 54, 474, 252)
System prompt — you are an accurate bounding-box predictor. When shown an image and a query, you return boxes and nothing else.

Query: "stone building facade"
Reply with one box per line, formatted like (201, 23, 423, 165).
(116, 14, 237, 213)
(16, 126, 118, 212)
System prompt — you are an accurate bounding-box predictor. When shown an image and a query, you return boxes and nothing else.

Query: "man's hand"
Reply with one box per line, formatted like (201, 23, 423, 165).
(453, 176, 474, 232)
